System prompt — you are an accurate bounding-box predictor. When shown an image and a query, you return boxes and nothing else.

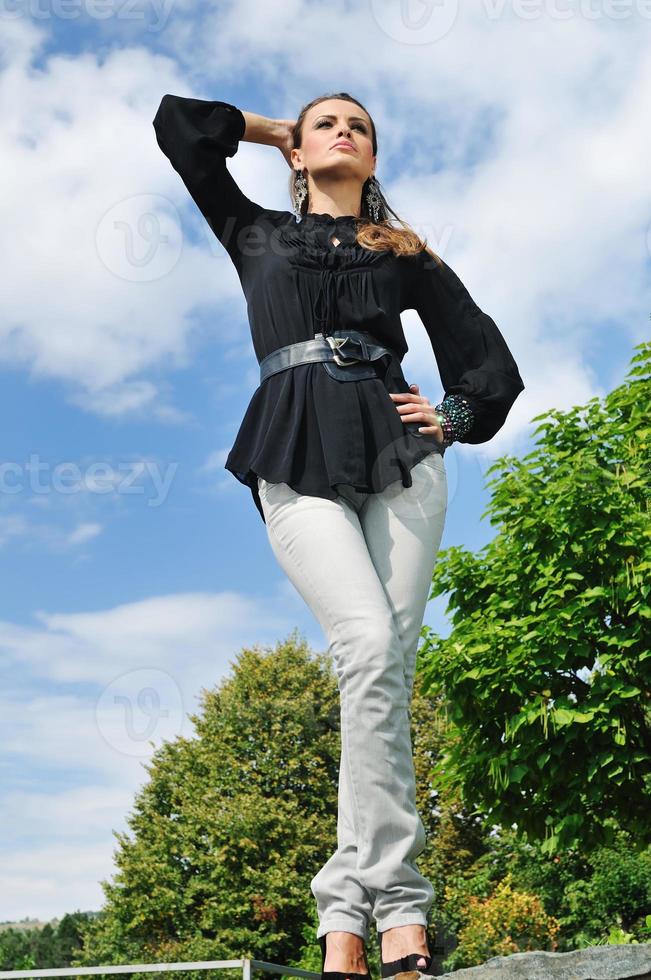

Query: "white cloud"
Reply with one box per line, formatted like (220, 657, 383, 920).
(0, 839, 122, 923)
(0, 22, 253, 422)
(1, 785, 135, 841)
(1, 591, 295, 685)
(66, 522, 103, 545)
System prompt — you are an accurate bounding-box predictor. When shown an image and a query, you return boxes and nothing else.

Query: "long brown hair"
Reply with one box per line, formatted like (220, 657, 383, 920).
(290, 91, 443, 268)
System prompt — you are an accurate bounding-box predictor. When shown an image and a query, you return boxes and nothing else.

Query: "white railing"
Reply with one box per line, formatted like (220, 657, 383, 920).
(0, 960, 320, 980)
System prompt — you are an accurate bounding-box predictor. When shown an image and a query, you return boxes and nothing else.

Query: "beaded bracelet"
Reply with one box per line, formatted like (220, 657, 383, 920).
(434, 393, 475, 446)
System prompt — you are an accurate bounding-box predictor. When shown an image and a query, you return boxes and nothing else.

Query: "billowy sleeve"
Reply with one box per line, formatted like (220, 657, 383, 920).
(152, 94, 264, 269)
(410, 249, 525, 445)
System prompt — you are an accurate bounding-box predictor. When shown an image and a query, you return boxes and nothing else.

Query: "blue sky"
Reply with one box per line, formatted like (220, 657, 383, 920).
(0, 0, 649, 922)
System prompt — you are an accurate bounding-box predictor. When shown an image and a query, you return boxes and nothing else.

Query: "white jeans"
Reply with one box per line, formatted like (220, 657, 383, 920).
(257, 451, 448, 941)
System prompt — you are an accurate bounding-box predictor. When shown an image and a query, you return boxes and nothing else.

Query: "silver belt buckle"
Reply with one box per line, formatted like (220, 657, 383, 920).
(325, 334, 362, 367)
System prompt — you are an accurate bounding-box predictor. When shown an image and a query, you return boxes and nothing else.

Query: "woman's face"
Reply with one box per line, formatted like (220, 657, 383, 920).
(292, 99, 376, 183)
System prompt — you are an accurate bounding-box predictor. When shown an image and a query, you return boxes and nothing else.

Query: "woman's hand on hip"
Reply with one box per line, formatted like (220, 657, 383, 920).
(389, 383, 444, 444)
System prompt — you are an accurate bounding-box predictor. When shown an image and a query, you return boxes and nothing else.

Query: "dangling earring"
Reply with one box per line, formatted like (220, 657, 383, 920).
(364, 175, 383, 223)
(292, 169, 308, 220)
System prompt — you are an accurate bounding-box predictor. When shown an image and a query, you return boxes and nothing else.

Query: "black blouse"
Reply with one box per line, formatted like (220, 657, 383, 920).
(152, 94, 525, 524)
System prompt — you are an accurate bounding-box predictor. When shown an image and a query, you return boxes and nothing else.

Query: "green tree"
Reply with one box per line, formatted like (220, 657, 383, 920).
(560, 830, 651, 940)
(51, 913, 96, 967)
(76, 632, 341, 972)
(0, 913, 96, 971)
(0, 928, 35, 971)
(419, 339, 651, 854)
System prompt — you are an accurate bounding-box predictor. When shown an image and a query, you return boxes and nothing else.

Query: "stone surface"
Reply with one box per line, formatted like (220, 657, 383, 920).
(436, 943, 651, 979)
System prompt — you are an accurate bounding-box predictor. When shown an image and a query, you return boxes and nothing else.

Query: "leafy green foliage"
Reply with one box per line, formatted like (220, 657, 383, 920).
(419, 340, 651, 854)
(0, 912, 95, 970)
(441, 871, 560, 970)
(431, 821, 650, 963)
(560, 829, 651, 942)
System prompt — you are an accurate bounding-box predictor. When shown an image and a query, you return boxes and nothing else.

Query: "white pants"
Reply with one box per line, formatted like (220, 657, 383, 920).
(257, 451, 448, 941)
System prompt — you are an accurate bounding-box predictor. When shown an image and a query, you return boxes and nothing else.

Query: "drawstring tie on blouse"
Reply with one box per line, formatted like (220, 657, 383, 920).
(314, 267, 337, 338)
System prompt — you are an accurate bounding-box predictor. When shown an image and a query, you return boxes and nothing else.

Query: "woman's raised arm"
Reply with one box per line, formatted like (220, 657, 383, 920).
(152, 94, 291, 267)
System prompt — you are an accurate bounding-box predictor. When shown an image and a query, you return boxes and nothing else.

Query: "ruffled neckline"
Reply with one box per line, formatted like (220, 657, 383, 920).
(300, 211, 360, 223)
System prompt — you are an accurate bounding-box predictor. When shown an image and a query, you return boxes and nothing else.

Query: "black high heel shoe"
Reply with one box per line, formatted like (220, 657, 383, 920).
(378, 929, 438, 980)
(318, 933, 372, 980)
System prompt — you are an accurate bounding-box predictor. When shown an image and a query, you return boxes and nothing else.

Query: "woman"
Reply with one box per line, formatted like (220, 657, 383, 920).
(153, 90, 525, 980)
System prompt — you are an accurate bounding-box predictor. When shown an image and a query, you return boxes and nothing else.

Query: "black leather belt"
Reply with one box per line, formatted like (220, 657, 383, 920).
(259, 330, 399, 385)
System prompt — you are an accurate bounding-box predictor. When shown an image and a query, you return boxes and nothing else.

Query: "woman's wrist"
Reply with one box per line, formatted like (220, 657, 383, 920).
(434, 394, 474, 446)
(240, 110, 288, 148)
